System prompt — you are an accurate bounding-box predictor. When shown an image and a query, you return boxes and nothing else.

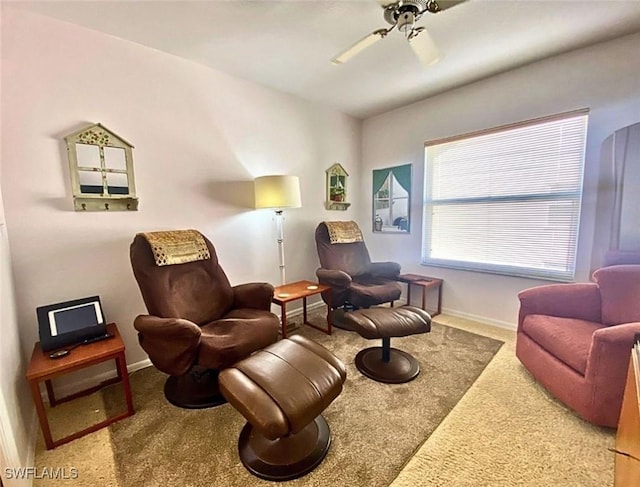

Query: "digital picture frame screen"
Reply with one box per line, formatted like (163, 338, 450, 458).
(37, 296, 107, 352)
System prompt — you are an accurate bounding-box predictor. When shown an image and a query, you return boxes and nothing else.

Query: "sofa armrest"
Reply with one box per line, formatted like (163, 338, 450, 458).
(232, 283, 274, 310)
(134, 315, 201, 376)
(517, 283, 601, 330)
(369, 261, 401, 279)
(316, 268, 352, 288)
(585, 322, 640, 408)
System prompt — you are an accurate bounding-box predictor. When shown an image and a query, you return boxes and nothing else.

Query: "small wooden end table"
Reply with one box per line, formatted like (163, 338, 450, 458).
(26, 323, 134, 450)
(272, 280, 332, 338)
(397, 274, 443, 316)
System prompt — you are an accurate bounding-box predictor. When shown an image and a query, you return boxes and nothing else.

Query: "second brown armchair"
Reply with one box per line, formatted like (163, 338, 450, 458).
(315, 221, 401, 310)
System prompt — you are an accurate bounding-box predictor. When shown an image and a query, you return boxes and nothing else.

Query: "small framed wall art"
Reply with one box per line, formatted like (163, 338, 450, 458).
(325, 163, 351, 211)
(64, 123, 139, 211)
(373, 164, 411, 233)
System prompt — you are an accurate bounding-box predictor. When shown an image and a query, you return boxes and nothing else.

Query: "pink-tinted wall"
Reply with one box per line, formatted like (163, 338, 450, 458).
(1, 7, 361, 367)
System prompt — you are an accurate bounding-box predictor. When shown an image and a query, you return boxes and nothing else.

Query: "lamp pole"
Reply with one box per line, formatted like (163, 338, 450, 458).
(275, 209, 286, 285)
(254, 174, 301, 287)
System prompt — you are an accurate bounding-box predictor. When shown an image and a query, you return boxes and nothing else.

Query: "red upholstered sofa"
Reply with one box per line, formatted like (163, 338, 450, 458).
(516, 264, 640, 428)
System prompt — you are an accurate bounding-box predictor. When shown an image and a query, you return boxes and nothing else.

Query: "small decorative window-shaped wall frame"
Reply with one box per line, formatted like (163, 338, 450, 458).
(325, 163, 351, 211)
(64, 123, 139, 211)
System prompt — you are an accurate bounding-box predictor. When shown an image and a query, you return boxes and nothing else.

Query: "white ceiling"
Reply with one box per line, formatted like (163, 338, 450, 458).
(8, 0, 640, 119)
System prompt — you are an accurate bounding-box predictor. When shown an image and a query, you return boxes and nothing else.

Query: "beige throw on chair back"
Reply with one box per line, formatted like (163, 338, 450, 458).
(324, 221, 364, 244)
(140, 229, 210, 266)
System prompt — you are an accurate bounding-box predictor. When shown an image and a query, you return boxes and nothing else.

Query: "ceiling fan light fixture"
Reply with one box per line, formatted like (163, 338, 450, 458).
(397, 12, 416, 35)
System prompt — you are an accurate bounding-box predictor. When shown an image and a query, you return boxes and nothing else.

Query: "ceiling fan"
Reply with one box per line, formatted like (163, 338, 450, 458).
(331, 0, 465, 67)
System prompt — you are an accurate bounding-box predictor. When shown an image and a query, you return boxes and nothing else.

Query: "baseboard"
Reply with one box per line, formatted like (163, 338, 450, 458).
(276, 299, 326, 319)
(127, 358, 152, 374)
(39, 358, 153, 400)
(280, 299, 516, 331)
(441, 307, 516, 330)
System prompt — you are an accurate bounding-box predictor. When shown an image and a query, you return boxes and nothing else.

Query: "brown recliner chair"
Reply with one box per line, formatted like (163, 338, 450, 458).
(315, 221, 401, 310)
(130, 229, 280, 409)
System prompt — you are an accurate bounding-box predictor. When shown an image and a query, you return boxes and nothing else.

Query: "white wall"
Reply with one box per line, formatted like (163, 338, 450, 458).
(1, 7, 361, 372)
(0, 6, 33, 483)
(0, 192, 31, 484)
(362, 32, 640, 328)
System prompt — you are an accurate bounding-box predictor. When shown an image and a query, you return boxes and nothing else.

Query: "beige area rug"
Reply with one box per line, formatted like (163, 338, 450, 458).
(99, 318, 502, 487)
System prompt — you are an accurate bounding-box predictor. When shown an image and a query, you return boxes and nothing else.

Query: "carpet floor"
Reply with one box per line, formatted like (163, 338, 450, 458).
(390, 315, 616, 487)
(32, 313, 616, 486)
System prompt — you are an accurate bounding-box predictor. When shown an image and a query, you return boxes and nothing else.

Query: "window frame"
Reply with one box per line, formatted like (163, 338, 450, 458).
(422, 109, 589, 281)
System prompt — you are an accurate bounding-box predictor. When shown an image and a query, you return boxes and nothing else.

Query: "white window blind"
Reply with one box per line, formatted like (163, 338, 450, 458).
(423, 110, 588, 281)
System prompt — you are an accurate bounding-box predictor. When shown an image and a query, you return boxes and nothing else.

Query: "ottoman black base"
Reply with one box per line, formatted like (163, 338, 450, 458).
(343, 306, 431, 383)
(239, 415, 331, 482)
(355, 344, 420, 384)
(164, 368, 226, 409)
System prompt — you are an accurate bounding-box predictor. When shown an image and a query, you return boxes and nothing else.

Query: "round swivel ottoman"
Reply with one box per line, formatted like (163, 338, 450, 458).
(219, 335, 346, 481)
(344, 306, 431, 383)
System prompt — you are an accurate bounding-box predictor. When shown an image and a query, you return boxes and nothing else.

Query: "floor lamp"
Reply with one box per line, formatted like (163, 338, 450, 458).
(254, 175, 302, 285)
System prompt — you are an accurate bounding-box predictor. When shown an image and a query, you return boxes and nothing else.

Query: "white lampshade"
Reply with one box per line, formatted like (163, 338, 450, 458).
(254, 175, 302, 209)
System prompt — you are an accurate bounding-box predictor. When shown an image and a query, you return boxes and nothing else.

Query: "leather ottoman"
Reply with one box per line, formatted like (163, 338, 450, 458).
(219, 335, 346, 481)
(344, 306, 431, 383)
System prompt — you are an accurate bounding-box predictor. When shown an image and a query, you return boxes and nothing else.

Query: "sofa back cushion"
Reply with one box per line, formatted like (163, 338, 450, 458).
(593, 265, 640, 326)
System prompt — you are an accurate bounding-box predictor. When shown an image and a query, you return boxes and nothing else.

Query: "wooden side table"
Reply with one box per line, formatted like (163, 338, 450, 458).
(272, 280, 332, 338)
(26, 323, 134, 450)
(397, 274, 443, 316)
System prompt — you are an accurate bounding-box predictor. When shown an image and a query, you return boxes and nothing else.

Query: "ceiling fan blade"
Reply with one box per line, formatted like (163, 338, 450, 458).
(331, 30, 386, 65)
(408, 28, 440, 66)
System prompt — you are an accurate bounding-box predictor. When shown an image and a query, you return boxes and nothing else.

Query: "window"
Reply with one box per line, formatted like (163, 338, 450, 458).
(423, 109, 588, 281)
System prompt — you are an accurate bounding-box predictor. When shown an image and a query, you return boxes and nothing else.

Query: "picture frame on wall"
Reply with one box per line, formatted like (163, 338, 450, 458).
(373, 164, 411, 233)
